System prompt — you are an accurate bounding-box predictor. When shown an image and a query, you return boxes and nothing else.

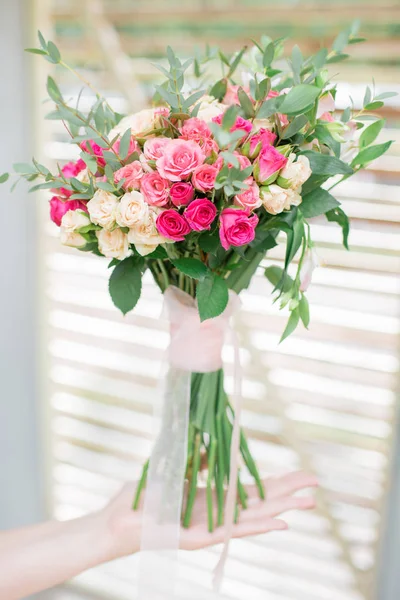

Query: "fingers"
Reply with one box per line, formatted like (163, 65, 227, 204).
(241, 494, 316, 522)
(194, 517, 288, 549)
(246, 470, 318, 501)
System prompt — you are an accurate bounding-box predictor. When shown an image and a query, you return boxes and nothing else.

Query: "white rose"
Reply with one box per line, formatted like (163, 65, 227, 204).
(60, 229, 86, 248)
(134, 243, 159, 257)
(128, 207, 169, 252)
(61, 209, 91, 232)
(87, 189, 118, 230)
(278, 154, 312, 189)
(252, 118, 274, 132)
(108, 108, 163, 138)
(197, 95, 225, 123)
(77, 168, 90, 184)
(96, 228, 131, 260)
(116, 191, 149, 228)
(261, 184, 302, 215)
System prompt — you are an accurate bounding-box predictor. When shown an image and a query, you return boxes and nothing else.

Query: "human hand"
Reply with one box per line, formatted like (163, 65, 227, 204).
(102, 470, 318, 559)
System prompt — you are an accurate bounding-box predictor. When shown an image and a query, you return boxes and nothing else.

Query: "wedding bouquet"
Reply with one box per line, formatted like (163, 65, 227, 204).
(3, 26, 394, 552)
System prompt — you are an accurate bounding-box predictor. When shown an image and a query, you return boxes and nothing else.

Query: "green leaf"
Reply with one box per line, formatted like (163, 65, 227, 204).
(0, 172, 9, 184)
(332, 30, 349, 53)
(263, 43, 275, 69)
(199, 229, 220, 254)
(144, 246, 168, 259)
(38, 30, 47, 50)
(301, 174, 329, 195)
(300, 151, 353, 175)
(291, 45, 303, 83)
(298, 295, 310, 328)
(210, 78, 227, 102)
(25, 48, 47, 55)
(280, 309, 300, 343)
(118, 129, 132, 159)
(238, 88, 255, 118)
(256, 96, 283, 119)
(46, 76, 62, 103)
(108, 256, 142, 315)
(326, 53, 349, 64)
(96, 181, 115, 192)
(359, 119, 385, 149)
(172, 258, 208, 280)
(47, 40, 61, 63)
(222, 105, 239, 130)
(325, 206, 350, 250)
(363, 86, 372, 108)
(265, 266, 294, 293)
(351, 140, 393, 167)
(13, 162, 37, 174)
(279, 84, 320, 115)
(281, 114, 308, 139)
(285, 215, 305, 267)
(374, 91, 398, 101)
(300, 187, 340, 218)
(196, 273, 229, 322)
(364, 101, 384, 111)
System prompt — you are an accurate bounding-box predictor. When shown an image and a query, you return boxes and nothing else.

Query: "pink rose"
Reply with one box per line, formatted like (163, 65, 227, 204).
(112, 136, 139, 157)
(181, 118, 212, 142)
(140, 172, 170, 207)
(245, 128, 277, 159)
(234, 182, 261, 212)
(49, 196, 88, 227)
(254, 145, 288, 184)
(156, 209, 191, 241)
(156, 139, 205, 182)
(192, 163, 218, 193)
(201, 137, 219, 157)
(143, 137, 170, 161)
(80, 140, 106, 168)
(219, 208, 258, 250)
(184, 198, 217, 232)
(170, 182, 194, 207)
(213, 114, 253, 136)
(58, 159, 86, 197)
(114, 161, 144, 190)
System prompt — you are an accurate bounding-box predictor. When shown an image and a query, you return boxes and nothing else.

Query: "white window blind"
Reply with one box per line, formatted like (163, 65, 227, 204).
(39, 3, 400, 598)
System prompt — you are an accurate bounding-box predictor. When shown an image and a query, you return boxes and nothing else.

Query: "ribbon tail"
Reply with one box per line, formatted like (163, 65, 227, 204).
(213, 328, 242, 591)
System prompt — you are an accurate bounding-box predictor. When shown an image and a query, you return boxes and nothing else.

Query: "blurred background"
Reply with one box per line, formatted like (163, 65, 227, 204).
(1, 1, 400, 599)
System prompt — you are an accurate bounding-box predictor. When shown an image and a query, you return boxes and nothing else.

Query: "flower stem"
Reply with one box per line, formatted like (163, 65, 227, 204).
(182, 432, 201, 528)
(206, 437, 218, 532)
(132, 459, 149, 510)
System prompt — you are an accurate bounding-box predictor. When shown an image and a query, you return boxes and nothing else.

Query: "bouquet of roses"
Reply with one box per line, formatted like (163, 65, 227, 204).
(2, 26, 394, 552)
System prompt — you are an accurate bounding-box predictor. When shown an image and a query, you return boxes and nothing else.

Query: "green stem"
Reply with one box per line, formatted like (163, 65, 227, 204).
(207, 437, 218, 532)
(132, 459, 149, 510)
(183, 432, 201, 528)
(239, 430, 265, 500)
(237, 474, 248, 509)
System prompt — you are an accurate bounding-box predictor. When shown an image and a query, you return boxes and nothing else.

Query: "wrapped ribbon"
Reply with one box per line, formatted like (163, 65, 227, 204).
(138, 285, 241, 598)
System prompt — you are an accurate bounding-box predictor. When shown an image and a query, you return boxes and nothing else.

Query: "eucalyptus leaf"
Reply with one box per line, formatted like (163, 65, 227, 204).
(279, 84, 320, 115)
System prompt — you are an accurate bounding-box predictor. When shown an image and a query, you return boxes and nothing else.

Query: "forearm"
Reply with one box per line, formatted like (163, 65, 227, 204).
(0, 513, 113, 599)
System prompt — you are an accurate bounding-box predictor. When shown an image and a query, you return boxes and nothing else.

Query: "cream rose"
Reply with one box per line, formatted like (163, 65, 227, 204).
(196, 95, 225, 123)
(77, 168, 90, 184)
(261, 184, 302, 215)
(116, 191, 149, 228)
(252, 118, 274, 133)
(60, 209, 91, 232)
(96, 228, 131, 260)
(108, 108, 166, 138)
(87, 190, 118, 230)
(278, 154, 312, 189)
(128, 208, 169, 255)
(60, 229, 86, 248)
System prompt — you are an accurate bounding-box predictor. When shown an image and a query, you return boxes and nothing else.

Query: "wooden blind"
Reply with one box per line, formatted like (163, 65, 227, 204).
(41, 3, 400, 598)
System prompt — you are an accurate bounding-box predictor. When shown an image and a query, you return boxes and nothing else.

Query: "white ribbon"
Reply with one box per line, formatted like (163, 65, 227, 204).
(138, 285, 241, 598)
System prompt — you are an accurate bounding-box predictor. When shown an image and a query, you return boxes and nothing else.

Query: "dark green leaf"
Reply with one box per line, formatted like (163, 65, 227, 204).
(300, 150, 353, 175)
(285, 216, 305, 267)
(0, 173, 9, 184)
(197, 273, 229, 322)
(298, 295, 310, 328)
(280, 309, 300, 343)
(326, 206, 350, 250)
(351, 140, 393, 167)
(238, 88, 255, 118)
(199, 230, 220, 254)
(210, 78, 228, 102)
(300, 187, 340, 218)
(359, 119, 385, 149)
(108, 256, 142, 315)
(144, 246, 168, 259)
(279, 84, 320, 115)
(281, 114, 308, 139)
(172, 258, 208, 280)
(265, 266, 294, 293)
(301, 174, 330, 195)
